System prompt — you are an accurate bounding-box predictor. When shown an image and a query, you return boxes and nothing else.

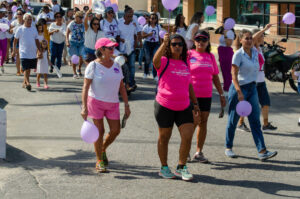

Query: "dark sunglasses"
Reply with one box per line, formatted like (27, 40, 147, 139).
(103, 46, 114, 50)
(55, 16, 62, 18)
(17, 13, 23, 15)
(171, 42, 184, 47)
(150, 17, 157, 20)
(108, 11, 114, 14)
(92, 23, 99, 26)
(195, 37, 208, 43)
(8, 12, 13, 14)
(77, 16, 83, 19)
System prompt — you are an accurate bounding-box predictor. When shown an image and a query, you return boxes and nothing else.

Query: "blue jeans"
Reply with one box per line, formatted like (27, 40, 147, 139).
(298, 82, 300, 94)
(225, 82, 266, 152)
(144, 41, 160, 77)
(50, 41, 64, 69)
(138, 47, 144, 67)
(126, 51, 136, 87)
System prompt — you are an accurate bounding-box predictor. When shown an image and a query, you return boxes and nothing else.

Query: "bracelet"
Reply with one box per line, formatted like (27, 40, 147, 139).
(220, 94, 225, 97)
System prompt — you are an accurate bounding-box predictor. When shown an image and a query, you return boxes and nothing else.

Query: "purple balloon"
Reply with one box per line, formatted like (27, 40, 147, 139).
(159, 30, 166, 39)
(162, 0, 180, 11)
(11, 6, 17, 13)
(105, 0, 111, 7)
(205, 6, 215, 16)
(282, 12, 296, 25)
(224, 18, 235, 30)
(71, 55, 79, 64)
(138, 16, 146, 26)
(81, 121, 99, 144)
(236, 101, 252, 117)
(111, 3, 118, 13)
(25, 0, 30, 5)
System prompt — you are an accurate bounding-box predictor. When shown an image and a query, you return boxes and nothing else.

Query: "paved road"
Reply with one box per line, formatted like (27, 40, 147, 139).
(0, 60, 300, 199)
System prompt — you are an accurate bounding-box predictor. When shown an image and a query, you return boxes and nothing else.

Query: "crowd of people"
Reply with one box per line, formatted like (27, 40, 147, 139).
(0, 0, 281, 181)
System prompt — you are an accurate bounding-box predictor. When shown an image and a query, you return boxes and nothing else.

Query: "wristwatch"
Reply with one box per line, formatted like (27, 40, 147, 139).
(220, 94, 225, 97)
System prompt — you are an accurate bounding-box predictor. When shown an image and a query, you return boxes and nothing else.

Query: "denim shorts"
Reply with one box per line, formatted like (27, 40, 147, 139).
(83, 47, 96, 62)
(67, 41, 85, 57)
(21, 58, 37, 71)
(256, 82, 271, 106)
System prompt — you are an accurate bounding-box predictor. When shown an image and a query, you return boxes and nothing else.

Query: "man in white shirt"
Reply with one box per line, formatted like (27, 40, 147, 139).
(52, 0, 60, 14)
(13, 13, 41, 91)
(37, 6, 54, 23)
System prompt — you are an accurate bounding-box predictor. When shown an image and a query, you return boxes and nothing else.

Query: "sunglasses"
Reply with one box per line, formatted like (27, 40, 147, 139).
(108, 11, 114, 14)
(171, 42, 184, 47)
(55, 16, 62, 18)
(8, 12, 12, 14)
(103, 46, 114, 50)
(195, 37, 208, 43)
(92, 23, 99, 26)
(17, 13, 23, 15)
(150, 17, 157, 20)
(77, 16, 83, 19)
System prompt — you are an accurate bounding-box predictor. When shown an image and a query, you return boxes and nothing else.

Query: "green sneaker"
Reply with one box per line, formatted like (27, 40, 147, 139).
(101, 152, 108, 166)
(159, 166, 175, 179)
(95, 160, 107, 173)
(175, 165, 193, 181)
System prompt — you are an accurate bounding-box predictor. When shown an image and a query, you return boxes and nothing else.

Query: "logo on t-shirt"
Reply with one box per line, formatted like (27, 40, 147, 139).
(113, 68, 120, 73)
(189, 57, 197, 64)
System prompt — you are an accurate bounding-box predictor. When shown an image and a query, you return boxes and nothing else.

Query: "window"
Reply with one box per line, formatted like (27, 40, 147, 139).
(231, 0, 270, 27)
(295, 4, 300, 36)
(158, 0, 183, 19)
(203, 0, 217, 22)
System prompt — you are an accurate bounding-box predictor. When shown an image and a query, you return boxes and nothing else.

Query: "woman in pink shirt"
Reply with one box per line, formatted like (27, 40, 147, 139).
(188, 30, 226, 163)
(153, 33, 200, 181)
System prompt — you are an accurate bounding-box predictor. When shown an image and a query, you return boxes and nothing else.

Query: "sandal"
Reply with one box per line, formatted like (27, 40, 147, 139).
(26, 84, 31, 91)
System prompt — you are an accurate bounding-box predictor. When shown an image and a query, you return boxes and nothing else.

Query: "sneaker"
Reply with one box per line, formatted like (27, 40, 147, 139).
(298, 118, 300, 126)
(174, 165, 193, 181)
(73, 74, 79, 79)
(258, 150, 277, 161)
(159, 166, 175, 179)
(187, 154, 191, 162)
(193, 152, 209, 163)
(237, 122, 251, 132)
(95, 160, 107, 173)
(225, 149, 237, 158)
(143, 73, 147, 79)
(77, 69, 82, 77)
(262, 123, 277, 131)
(1, 67, 4, 74)
(101, 152, 108, 166)
(36, 83, 40, 88)
(154, 76, 158, 82)
(49, 67, 53, 73)
(25, 84, 31, 91)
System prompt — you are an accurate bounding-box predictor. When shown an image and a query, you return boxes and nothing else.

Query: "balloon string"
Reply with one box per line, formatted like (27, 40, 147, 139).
(75, 94, 82, 110)
(168, 10, 171, 33)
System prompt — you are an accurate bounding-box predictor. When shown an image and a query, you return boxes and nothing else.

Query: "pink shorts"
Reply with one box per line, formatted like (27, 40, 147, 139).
(87, 97, 120, 120)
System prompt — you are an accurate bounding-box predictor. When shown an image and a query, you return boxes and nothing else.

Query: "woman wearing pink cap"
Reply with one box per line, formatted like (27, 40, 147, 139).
(81, 38, 131, 173)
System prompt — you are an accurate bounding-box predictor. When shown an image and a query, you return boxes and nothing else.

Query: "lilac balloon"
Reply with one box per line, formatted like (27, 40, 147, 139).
(111, 4, 118, 13)
(104, 0, 111, 7)
(159, 30, 166, 39)
(205, 6, 215, 16)
(162, 0, 180, 11)
(71, 55, 79, 64)
(282, 12, 296, 25)
(236, 101, 252, 117)
(80, 120, 99, 144)
(25, 0, 30, 5)
(11, 6, 17, 13)
(224, 18, 236, 30)
(138, 16, 146, 26)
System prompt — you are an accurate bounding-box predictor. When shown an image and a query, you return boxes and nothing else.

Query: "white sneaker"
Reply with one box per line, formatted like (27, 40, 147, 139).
(154, 76, 158, 82)
(73, 74, 79, 79)
(143, 74, 147, 79)
(1, 67, 4, 74)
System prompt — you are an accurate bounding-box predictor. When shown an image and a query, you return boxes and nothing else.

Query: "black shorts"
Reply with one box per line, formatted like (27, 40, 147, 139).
(256, 82, 271, 106)
(154, 101, 194, 128)
(197, 97, 212, 112)
(21, 58, 37, 71)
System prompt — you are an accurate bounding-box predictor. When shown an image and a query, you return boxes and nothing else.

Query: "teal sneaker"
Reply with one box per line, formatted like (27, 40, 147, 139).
(101, 152, 108, 166)
(175, 165, 193, 181)
(159, 166, 175, 179)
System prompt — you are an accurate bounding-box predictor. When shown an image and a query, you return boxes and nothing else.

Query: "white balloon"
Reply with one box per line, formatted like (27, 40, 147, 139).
(114, 56, 125, 66)
(0, 23, 9, 32)
(93, 0, 105, 15)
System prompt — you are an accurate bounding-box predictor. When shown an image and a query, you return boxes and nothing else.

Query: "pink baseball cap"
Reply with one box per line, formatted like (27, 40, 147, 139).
(95, 38, 118, 50)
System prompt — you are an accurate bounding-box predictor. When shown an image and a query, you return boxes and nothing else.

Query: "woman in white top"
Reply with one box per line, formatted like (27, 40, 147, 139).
(83, 9, 105, 64)
(173, 14, 187, 38)
(142, 13, 161, 79)
(81, 38, 130, 173)
(100, 7, 119, 40)
(9, 9, 24, 75)
(185, 12, 204, 49)
(48, 12, 66, 70)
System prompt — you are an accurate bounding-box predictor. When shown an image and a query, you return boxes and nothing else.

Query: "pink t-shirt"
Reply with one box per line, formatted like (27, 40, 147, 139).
(188, 50, 219, 98)
(155, 56, 191, 111)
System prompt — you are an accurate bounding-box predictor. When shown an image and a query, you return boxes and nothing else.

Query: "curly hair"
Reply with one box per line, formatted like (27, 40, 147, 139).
(165, 34, 187, 63)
